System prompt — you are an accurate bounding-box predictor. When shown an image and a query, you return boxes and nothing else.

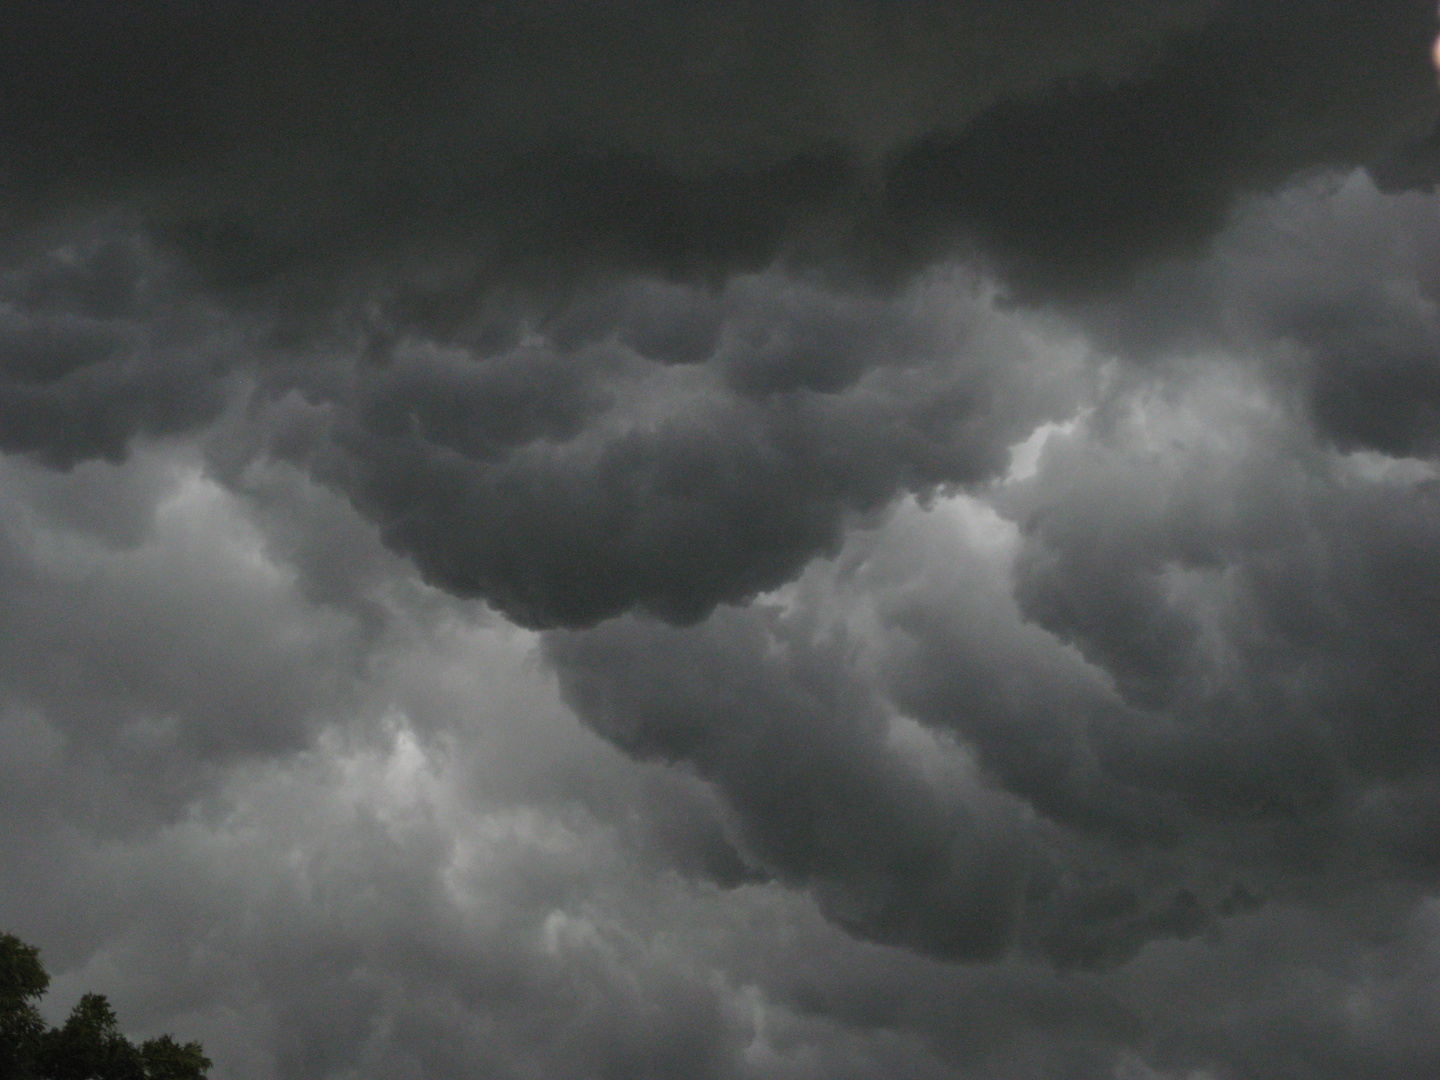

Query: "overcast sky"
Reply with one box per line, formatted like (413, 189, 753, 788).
(4, 3, 1440, 1078)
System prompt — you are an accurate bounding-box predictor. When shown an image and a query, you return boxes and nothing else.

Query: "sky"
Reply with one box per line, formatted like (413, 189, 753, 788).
(3, 2, 1440, 1078)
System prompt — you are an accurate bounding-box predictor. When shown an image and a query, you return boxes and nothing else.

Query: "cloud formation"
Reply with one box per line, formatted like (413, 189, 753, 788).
(311, 270, 1081, 627)
(3, 1, 1436, 302)
(4, 3, 1440, 1080)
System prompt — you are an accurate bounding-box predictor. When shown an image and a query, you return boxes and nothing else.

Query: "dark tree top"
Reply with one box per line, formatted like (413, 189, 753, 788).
(0, 935, 209, 1080)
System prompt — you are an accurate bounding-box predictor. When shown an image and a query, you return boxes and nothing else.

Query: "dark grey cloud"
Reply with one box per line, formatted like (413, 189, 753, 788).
(531, 494, 1251, 972)
(4, 428, 1440, 1080)
(977, 363, 1440, 938)
(0, 231, 232, 467)
(1, 1, 1434, 636)
(306, 271, 1078, 628)
(1114, 899, 1440, 1080)
(7, 213, 1083, 631)
(2, 1, 1434, 306)
(993, 180, 1440, 852)
(4, 4, 1440, 1080)
(1070, 175, 1440, 457)
(546, 604, 1030, 962)
(531, 267, 1440, 972)
(882, 2, 1440, 296)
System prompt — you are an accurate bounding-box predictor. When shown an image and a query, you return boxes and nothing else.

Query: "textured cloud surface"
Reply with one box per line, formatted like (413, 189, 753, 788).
(4, 4, 1440, 1079)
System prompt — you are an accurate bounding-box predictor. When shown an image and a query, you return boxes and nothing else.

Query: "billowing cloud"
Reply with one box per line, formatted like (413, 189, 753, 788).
(546, 602, 1031, 962)
(5, 4, 1440, 1080)
(5, 441, 1440, 1080)
(308, 270, 1083, 627)
(0, 231, 232, 466)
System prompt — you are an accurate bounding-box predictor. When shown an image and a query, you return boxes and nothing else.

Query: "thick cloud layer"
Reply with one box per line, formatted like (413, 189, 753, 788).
(2, 1, 1436, 300)
(4, 3, 1440, 1080)
(533, 177, 1440, 1046)
(546, 604, 1030, 962)
(313, 271, 1081, 627)
(0, 231, 232, 467)
(4, 432, 1440, 1080)
(3, 224, 1086, 627)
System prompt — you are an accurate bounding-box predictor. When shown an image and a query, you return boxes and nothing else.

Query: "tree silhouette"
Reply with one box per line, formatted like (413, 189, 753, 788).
(0, 934, 48, 1080)
(0, 935, 209, 1080)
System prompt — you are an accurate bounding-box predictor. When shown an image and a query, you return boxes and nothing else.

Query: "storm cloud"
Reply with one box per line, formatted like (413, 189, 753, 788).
(4, 3, 1440, 1080)
(4, 1, 1437, 299)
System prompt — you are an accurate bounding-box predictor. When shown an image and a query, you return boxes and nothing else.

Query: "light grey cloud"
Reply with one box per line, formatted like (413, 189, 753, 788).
(1070, 174, 1440, 455)
(3, 439, 1440, 1080)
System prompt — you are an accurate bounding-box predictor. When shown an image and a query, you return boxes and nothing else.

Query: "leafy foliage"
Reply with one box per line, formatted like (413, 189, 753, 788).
(1, 935, 49, 1080)
(0, 936, 209, 1080)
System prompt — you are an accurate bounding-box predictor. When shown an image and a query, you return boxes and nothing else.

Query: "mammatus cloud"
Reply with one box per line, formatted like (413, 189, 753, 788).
(4, 3, 1440, 1079)
(3, 234, 1085, 627)
(311, 271, 1082, 628)
(0, 232, 233, 467)
(2, 3, 1436, 630)
(4, 429, 1440, 1079)
(546, 603, 1032, 962)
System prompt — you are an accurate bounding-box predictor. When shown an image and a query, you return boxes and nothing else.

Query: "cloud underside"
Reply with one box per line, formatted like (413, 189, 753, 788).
(4, 3, 1440, 1079)
(3, 2, 1436, 295)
